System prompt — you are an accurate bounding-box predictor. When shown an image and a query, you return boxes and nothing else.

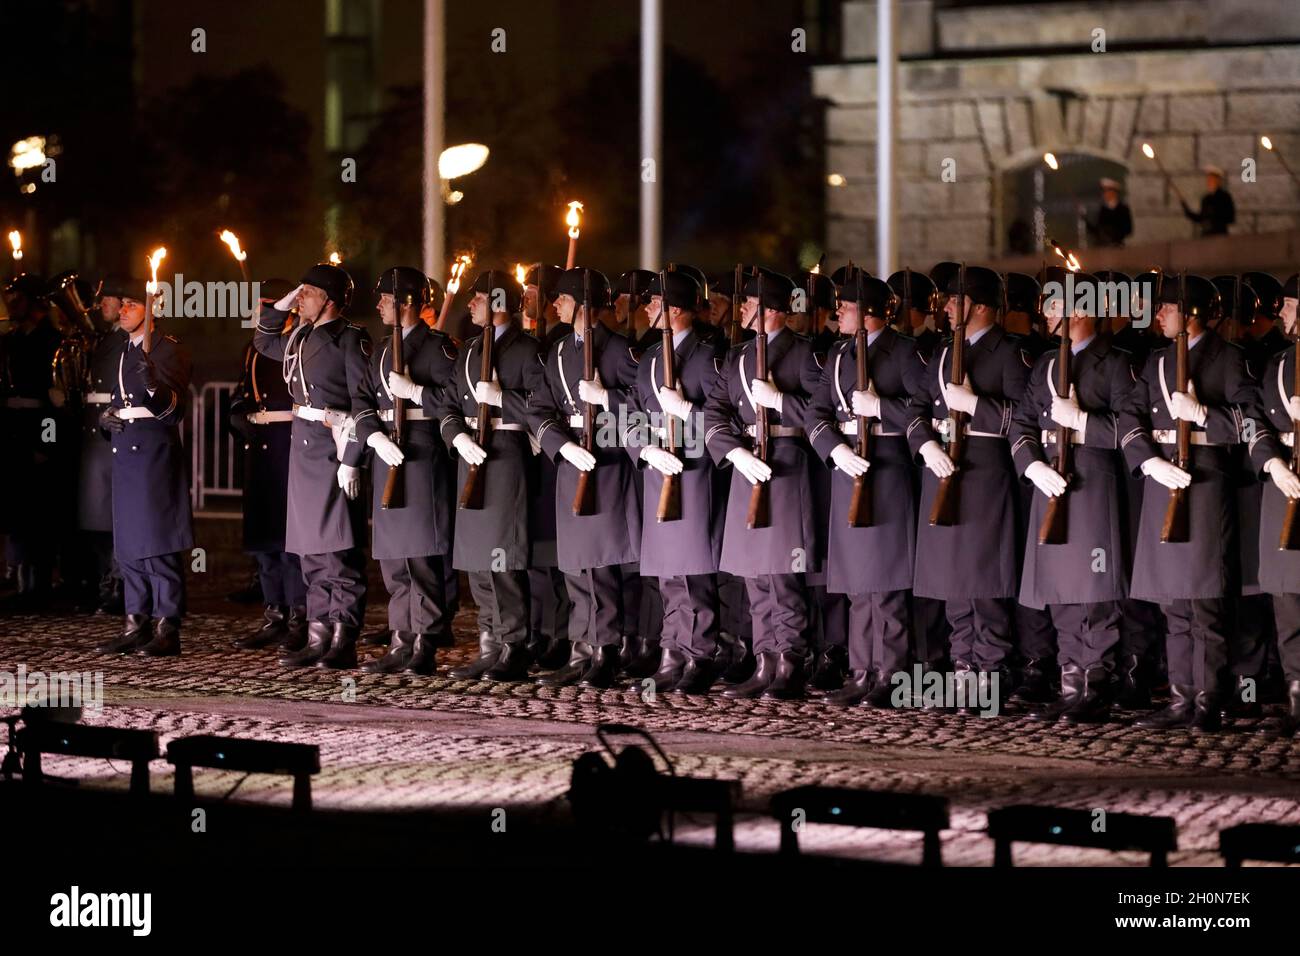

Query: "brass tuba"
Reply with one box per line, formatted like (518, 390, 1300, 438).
(48, 271, 100, 396)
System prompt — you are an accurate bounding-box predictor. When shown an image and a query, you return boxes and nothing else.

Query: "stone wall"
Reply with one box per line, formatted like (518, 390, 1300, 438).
(817, 1, 1300, 268)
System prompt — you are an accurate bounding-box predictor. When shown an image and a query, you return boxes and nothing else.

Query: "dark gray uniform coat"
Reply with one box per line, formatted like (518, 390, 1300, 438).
(78, 328, 127, 532)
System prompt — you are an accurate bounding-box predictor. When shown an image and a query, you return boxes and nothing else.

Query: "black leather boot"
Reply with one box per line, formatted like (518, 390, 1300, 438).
(536, 635, 571, 670)
(1113, 653, 1152, 710)
(449, 630, 503, 680)
(809, 645, 849, 693)
(281, 606, 308, 652)
(1134, 684, 1196, 729)
(722, 652, 777, 699)
(1221, 675, 1263, 720)
(404, 633, 439, 675)
(622, 636, 661, 680)
(535, 641, 593, 686)
(1191, 689, 1223, 733)
(649, 646, 687, 692)
(1009, 657, 1056, 708)
(762, 652, 806, 700)
(95, 613, 152, 654)
(139, 617, 181, 657)
(579, 643, 622, 689)
(824, 669, 873, 708)
(281, 620, 332, 667)
(1060, 666, 1112, 724)
(317, 623, 358, 669)
(720, 646, 757, 685)
(361, 631, 415, 674)
(674, 655, 718, 695)
(235, 605, 288, 650)
(484, 640, 533, 682)
(1027, 664, 1083, 722)
(865, 670, 903, 708)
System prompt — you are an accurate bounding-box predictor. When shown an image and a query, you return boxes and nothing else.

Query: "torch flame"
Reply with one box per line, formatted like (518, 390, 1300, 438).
(1262, 135, 1274, 151)
(146, 247, 168, 293)
(1141, 143, 1155, 160)
(328, 252, 342, 266)
(8, 230, 21, 260)
(565, 201, 584, 239)
(447, 254, 472, 294)
(1043, 152, 1059, 170)
(810, 262, 821, 275)
(514, 263, 527, 285)
(1051, 243, 1082, 273)
(219, 229, 247, 261)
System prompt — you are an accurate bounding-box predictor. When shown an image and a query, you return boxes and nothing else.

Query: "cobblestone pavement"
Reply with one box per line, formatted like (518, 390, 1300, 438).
(3, 602, 1300, 867)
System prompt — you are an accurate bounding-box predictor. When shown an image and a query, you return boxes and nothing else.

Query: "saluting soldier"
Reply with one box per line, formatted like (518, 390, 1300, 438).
(1124, 274, 1287, 731)
(431, 270, 543, 681)
(527, 267, 642, 688)
(358, 267, 459, 674)
(1256, 273, 1300, 736)
(1012, 272, 1136, 723)
(625, 268, 728, 693)
(808, 270, 924, 707)
(93, 279, 193, 656)
(253, 263, 371, 669)
(229, 279, 306, 653)
(905, 266, 1031, 710)
(703, 268, 818, 700)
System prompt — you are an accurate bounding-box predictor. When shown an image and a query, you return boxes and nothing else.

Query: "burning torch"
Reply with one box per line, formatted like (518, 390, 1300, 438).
(1261, 136, 1300, 191)
(7, 230, 20, 277)
(1141, 142, 1188, 206)
(564, 201, 583, 270)
(219, 229, 251, 283)
(144, 246, 167, 353)
(437, 253, 472, 331)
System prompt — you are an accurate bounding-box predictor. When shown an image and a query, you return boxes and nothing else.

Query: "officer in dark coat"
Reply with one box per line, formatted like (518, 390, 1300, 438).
(808, 270, 924, 707)
(1124, 274, 1286, 731)
(905, 266, 1032, 709)
(0, 273, 62, 608)
(1083, 178, 1133, 248)
(1255, 273, 1300, 735)
(704, 269, 819, 700)
(1182, 166, 1235, 236)
(1012, 272, 1137, 723)
(431, 270, 543, 681)
(526, 267, 642, 688)
(625, 268, 729, 693)
(228, 279, 306, 653)
(92, 279, 193, 656)
(253, 263, 371, 669)
(77, 278, 128, 613)
(359, 267, 459, 674)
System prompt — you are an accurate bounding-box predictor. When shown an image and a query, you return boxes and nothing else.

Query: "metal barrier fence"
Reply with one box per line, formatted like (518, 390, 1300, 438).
(191, 381, 242, 512)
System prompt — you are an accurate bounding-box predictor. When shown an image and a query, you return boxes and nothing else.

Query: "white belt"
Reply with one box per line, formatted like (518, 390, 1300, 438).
(247, 410, 294, 424)
(569, 413, 588, 428)
(119, 407, 155, 420)
(840, 420, 900, 438)
(1152, 429, 1215, 446)
(380, 407, 430, 422)
(466, 416, 528, 433)
(932, 417, 1005, 441)
(744, 423, 804, 439)
(84, 391, 113, 406)
(1041, 429, 1085, 446)
(293, 404, 351, 427)
(5, 397, 42, 409)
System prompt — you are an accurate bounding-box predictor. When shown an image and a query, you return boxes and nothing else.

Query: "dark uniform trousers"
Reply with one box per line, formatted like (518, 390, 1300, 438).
(299, 550, 367, 628)
(1050, 601, 1122, 671)
(947, 599, 1013, 672)
(381, 556, 446, 636)
(1163, 598, 1230, 689)
(1270, 594, 1300, 681)
(470, 570, 530, 643)
(718, 573, 752, 642)
(565, 565, 630, 648)
(660, 573, 719, 659)
(255, 551, 305, 607)
(847, 589, 910, 675)
(121, 553, 185, 619)
(913, 596, 951, 665)
(528, 566, 572, 640)
(747, 574, 809, 655)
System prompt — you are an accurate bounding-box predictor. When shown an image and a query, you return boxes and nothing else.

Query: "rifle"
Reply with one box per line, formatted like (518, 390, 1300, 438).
(729, 263, 743, 347)
(1038, 291, 1073, 544)
(458, 271, 495, 510)
(1281, 333, 1300, 549)
(1160, 270, 1191, 543)
(572, 271, 597, 516)
(656, 266, 682, 523)
(534, 263, 548, 341)
(381, 269, 408, 510)
(747, 268, 771, 529)
(847, 266, 872, 527)
(929, 262, 966, 526)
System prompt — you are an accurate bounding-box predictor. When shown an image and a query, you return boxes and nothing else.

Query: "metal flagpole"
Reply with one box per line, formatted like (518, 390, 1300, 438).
(422, 0, 445, 280)
(640, 0, 662, 270)
(876, 0, 898, 277)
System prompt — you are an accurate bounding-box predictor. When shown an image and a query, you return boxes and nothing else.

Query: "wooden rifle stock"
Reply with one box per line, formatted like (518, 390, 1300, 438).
(1281, 338, 1300, 550)
(1160, 272, 1191, 543)
(656, 269, 682, 523)
(1037, 309, 1073, 544)
(380, 287, 408, 510)
(534, 264, 548, 341)
(847, 267, 872, 527)
(458, 313, 494, 511)
(929, 263, 966, 526)
(572, 272, 597, 516)
(729, 263, 742, 348)
(747, 269, 771, 529)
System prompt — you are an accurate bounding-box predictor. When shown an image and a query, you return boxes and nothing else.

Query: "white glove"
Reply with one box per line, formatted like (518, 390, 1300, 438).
(578, 377, 609, 410)
(452, 432, 487, 466)
(1025, 460, 1067, 498)
(274, 284, 302, 311)
(336, 463, 361, 499)
(830, 443, 870, 477)
(657, 385, 694, 421)
(919, 439, 956, 479)
(387, 370, 424, 404)
(726, 447, 772, 485)
(850, 384, 879, 419)
(1050, 387, 1087, 432)
(474, 379, 503, 407)
(1265, 457, 1300, 499)
(942, 378, 978, 416)
(366, 431, 405, 467)
(640, 446, 683, 476)
(1169, 381, 1206, 426)
(1286, 396, 1300, 422)
(559, 440, 596, 472)
(1141, 456, 1192, 490)
(750, 378, 784, 413)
